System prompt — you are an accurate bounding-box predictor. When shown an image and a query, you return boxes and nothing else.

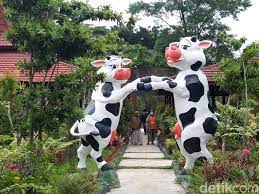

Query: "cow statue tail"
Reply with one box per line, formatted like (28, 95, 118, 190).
(70, 120, 81, 136)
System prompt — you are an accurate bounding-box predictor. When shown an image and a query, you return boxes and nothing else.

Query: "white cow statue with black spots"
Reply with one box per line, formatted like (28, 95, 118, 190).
(140, 36, 218, 172)
(70, 55, 145, 171)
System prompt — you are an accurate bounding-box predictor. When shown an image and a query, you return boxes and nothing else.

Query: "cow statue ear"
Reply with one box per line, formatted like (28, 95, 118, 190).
(122, 58, 132, 66)
(169, 42, 179, 47)
(91, 60, 106, 68)
(198, 40, 212, 49)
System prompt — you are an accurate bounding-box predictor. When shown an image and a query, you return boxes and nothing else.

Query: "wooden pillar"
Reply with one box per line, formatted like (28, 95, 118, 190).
(211, 86, 216, 109)
(222, 93, 226, 105)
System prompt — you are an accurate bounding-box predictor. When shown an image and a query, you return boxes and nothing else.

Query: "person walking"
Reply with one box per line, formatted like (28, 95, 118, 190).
(140, 108, 149, 135)
(147, 111, 158, 145)
(129, 111, 143, 145)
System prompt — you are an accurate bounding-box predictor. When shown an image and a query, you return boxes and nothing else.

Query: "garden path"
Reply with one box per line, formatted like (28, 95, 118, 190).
(108, 129, 185, 194)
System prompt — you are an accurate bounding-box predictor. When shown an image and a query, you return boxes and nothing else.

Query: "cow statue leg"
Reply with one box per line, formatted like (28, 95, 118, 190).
(90, 148, 113, 171)
(77, 137, 92, 169)
(83, 135, 112, 171)
(200, 145, 214, 164)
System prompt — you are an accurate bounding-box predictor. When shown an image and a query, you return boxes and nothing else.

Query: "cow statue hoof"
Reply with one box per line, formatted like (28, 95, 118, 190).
(101, 163, 113, 171)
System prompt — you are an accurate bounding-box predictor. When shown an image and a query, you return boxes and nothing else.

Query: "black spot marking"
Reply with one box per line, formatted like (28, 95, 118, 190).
(167, 80, 177, 88)
(183, 137, 201, 154)
(140, 76, 151, 83)
(105, 102, 120, 116)
(137, 82, 144, 90)
(85, 135, 99, 151)
(185, 74, 204, 102)
(144, 83, 152, 91)
(101, 82, 113, 98)
(191, 61, 202, 71)
(84, 100, 95, 115)
(97, 156, 103, 163)
(179, 107, 197, 129)
(203, 117, 218, 135)
(191, 36, 197, 42)
(106, 56, 111, 60)
(95, 118, 112, 138)
(101, 163, 113, 171)
(162, 77, 171, 81)
(81, 137, 89, 146)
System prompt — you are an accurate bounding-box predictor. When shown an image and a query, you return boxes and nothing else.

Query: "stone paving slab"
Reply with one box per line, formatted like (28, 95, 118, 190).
(123, 152, 165, 159)
(119, 159, 172, 169)
(125, 145, 161, 153)
(108, 169, 185, 194)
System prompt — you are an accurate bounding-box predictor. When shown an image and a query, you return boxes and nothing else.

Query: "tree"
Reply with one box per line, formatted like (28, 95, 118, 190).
(129, 0, 252, 61)
(2, 0, 120, 143)
(217, 42, 259, 101)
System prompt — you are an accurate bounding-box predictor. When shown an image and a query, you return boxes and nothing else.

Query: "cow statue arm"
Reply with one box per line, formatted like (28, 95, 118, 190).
(93, 78, 143, 103)
(140, 75, 172, 83)
(143, 79, 188, 97)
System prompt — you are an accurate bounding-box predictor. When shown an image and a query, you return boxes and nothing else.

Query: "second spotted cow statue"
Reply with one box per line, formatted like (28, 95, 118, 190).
(141, 36, 218, 172)
(70, 55, 144, 171)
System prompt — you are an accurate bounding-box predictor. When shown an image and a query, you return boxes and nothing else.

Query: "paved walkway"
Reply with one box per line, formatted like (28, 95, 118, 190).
(108, 129, 185, 194)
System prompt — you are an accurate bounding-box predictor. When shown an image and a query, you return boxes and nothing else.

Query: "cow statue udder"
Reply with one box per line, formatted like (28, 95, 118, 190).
(70, 55, 144, 171)
(140, 36, 218, 171)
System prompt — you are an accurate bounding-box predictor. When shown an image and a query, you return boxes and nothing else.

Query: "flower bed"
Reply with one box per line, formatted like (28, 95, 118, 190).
(157, 102, 259, 193)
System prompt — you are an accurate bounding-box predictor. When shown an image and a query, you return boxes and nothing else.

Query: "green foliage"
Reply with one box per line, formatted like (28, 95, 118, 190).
(0, 137, 98, 193)
(54, 173, 99, 194)
(0, 0, 122, 143)
(217, 42, 259, 99)
(164, 138, 176, 154)
(117, 98, 133, 136)
(129, 0, 252, 61)
(214, 102, 258, 151)
(187, 145, 259, 193)
(155, 103, 176, 137)
(0, 135, 13, 146)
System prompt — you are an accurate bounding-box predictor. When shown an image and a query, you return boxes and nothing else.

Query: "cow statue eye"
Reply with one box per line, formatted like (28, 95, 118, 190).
(112, 65, 117, 69)
(182, 45, 190, 50)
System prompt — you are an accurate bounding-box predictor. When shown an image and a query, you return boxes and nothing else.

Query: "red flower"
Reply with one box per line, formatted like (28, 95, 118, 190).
(242, 149, 250, 156)
(9, 163, 17, 171)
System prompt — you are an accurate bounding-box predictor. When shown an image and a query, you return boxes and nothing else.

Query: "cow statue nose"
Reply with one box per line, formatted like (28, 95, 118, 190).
(166, 46, 181, 61)
(170, 46, 177, 50)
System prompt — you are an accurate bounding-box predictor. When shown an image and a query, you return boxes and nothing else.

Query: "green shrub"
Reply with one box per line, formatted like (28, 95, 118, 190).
(117, 98, 133, 137)
(0, 135, 13, 146)
(54, 173, 99, 194)
(164, 139, 176, 154)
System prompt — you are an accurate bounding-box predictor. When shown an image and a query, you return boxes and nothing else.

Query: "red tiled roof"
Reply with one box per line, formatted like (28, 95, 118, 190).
(252, 54, 259, 61)
(0, 6, 11, 34)
(202, 64, 222, 85)
(0, 34, 12, 47)
(0, 6, 77, 83)
(0, 52, 78, 83)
